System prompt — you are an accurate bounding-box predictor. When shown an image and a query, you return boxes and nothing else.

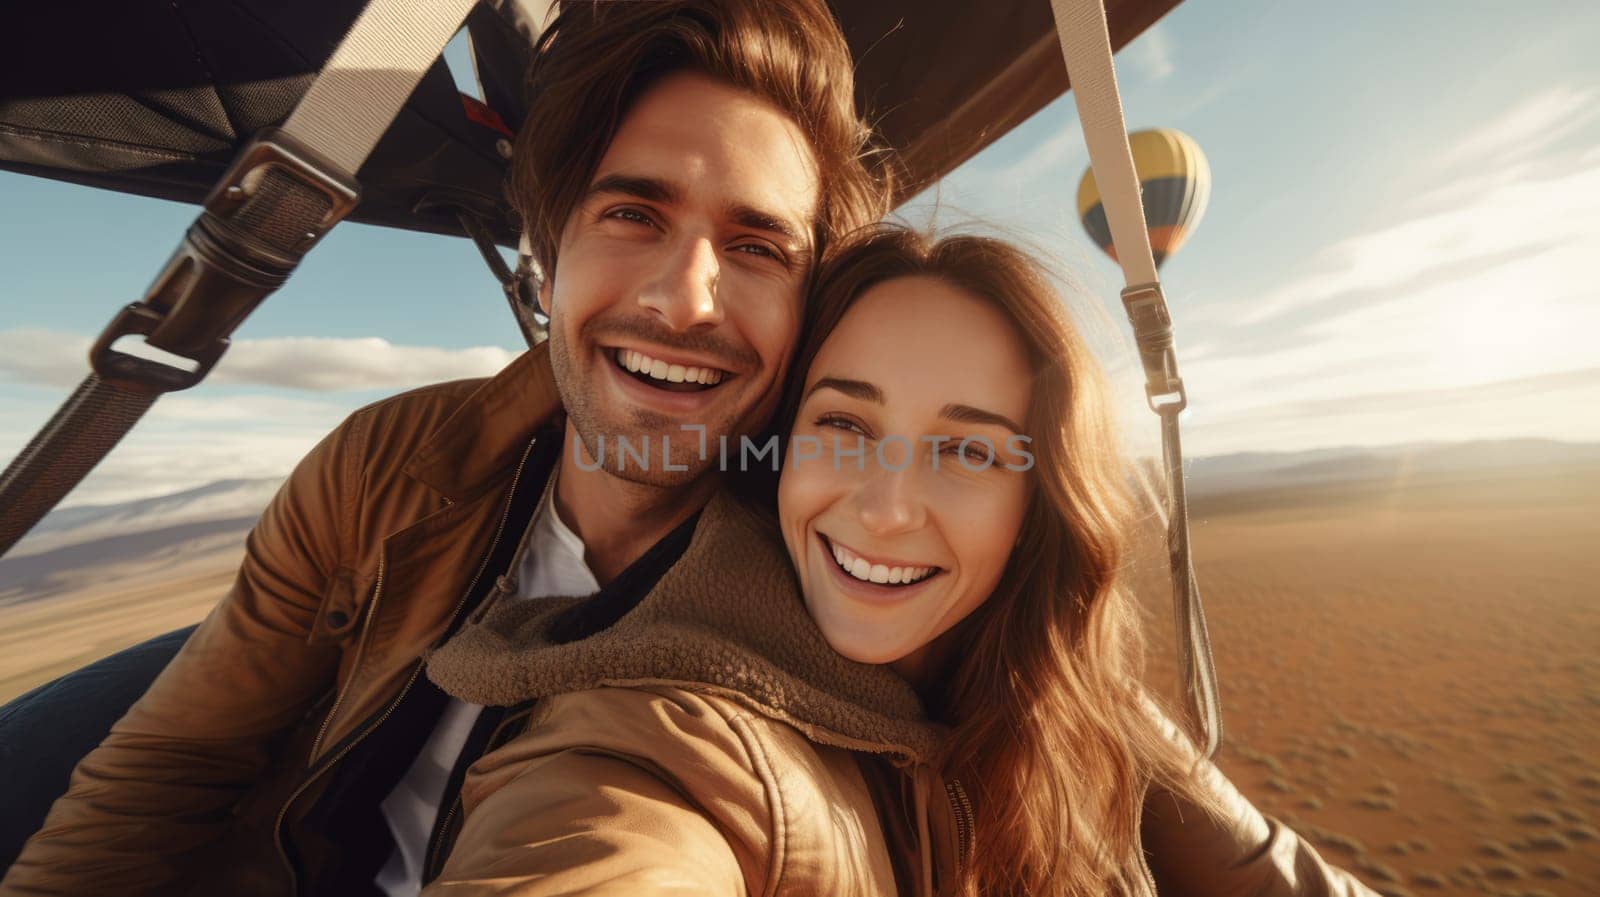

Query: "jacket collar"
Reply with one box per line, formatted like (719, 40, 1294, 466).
(404, 343, 564, 502)
(427, 489, 947, 765)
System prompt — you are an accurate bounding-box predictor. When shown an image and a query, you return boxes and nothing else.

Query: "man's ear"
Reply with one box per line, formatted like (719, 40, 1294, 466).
(520, 232, 552, 317)
(536, 275, 552, 316)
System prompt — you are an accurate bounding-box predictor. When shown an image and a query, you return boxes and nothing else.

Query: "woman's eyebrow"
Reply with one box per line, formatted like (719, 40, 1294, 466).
(939, 403, 1024, 435)
(805, 378, 1023, 433)
(805, 376, 881, 403)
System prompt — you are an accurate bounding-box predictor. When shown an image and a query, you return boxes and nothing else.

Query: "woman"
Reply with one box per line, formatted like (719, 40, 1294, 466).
(424, 225, 1375, 896)
(776, 224, 1203, 896)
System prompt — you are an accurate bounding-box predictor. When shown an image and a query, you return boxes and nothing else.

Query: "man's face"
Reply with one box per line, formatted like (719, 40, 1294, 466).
(540, 70, 820, 486)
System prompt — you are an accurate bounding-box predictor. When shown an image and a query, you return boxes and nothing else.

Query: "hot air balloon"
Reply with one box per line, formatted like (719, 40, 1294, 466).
(1077, 127, 1210, 268)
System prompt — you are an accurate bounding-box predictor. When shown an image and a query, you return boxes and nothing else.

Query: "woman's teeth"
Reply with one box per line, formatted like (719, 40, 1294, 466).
(830, 539, 935, 585)
(617, 349, 724, 385)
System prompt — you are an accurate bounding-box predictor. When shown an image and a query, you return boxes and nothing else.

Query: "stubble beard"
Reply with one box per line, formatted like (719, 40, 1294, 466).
(548, 325, 747, 488)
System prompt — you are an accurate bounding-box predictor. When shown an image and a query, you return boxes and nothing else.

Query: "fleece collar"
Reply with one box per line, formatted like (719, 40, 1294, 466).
(427, 490, 946, 765)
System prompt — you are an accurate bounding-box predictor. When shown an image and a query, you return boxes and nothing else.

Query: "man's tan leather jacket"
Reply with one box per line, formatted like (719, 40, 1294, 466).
(3, 347, 565, 897)
(3, 343, 1375, 896)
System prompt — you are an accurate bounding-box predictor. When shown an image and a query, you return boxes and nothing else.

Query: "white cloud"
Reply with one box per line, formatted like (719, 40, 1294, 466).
(998, 126, 1088, 194)
(1220, 159, 1600, 328)
(0, 392, 361, 507)
(51, 426, 327, 507)
(150, 393, 352, 424)
(912, 111, 1086, 212)
(0, 333, 518, 506)
(0, 330, 517, 392)
(1439, 85, 1599, 170)
(217, 337, 516, 391)
(0, 328, 86, 388)
(1182, 367, 1600, 456)
(1127, 25, 1176, 82)
(1169, 145, 1600, 456)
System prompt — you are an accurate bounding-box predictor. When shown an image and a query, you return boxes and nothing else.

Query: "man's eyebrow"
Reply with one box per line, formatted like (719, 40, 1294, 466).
(939, 403, 1025, 435)
(805, 376, 881, 403)
(586, 173, 679, 204)
(728, 203, 809, 249)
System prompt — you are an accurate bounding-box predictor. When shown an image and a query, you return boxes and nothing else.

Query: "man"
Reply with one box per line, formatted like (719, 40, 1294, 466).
(0, 2, 889, 894)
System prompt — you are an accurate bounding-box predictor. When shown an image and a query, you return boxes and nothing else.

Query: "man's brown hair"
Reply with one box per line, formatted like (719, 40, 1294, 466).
(508, 0, 891, 281)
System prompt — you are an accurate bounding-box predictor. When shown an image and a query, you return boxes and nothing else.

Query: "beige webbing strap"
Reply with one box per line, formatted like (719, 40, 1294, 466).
(285, 0, 480, 175)
(0, 0, 478, 561)
(1049, 0, 1223, 758)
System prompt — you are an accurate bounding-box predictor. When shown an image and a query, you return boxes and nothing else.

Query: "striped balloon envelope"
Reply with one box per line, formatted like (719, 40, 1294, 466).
(1077, 128, 1210, 269)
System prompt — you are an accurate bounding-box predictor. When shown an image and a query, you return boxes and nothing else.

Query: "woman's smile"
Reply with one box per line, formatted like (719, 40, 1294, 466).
(815, 531, 945, 604)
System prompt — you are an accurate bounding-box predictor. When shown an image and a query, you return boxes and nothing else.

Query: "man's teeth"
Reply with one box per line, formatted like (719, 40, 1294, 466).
(618, 349, 724, 385)
(830, 540, 934, 585)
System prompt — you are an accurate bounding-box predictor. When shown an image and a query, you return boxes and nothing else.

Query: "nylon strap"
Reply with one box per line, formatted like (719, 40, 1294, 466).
(0, 0, 477, 559)
(283, 0, 479, 174)
(0, 378, 160, 554)
(1049, 0, 1223, 758)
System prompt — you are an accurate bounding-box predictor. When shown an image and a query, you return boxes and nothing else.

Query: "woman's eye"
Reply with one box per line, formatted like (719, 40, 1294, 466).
(814, 414, 867, 437)
(944, 440, 994, 465)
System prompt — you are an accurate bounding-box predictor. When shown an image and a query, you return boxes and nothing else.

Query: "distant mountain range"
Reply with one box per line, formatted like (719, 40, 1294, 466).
(4, 439, 1597, 601)
(14, 478, 282, 556)
(1183, 438, 1600, 494)
(0, 479, 278, 601)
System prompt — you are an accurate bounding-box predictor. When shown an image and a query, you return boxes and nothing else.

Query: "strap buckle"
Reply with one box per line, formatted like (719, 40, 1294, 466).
(89, 129, 361, 392)
(1121, 282, 1188, 413)
(90, 304, 227, 392)
(201, 126, 361, 238)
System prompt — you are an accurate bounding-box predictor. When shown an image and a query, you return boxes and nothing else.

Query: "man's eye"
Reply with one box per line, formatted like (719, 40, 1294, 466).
(732, 242, 782, 261)
(606, 208, 655, 226)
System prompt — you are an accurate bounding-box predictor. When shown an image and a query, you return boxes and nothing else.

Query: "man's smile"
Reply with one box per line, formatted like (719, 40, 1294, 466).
(608, 346, 731, 393)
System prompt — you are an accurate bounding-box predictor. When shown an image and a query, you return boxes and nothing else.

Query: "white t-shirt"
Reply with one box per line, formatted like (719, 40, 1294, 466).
(375, 467, 597, 896)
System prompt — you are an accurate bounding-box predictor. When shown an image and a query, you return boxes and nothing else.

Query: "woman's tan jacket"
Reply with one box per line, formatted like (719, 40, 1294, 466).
(423, 491, 1379, 897)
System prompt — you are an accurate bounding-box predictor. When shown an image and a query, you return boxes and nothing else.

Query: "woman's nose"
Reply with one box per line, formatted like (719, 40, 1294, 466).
(854, 460, 926, 536)
(637, 236, 723, 330)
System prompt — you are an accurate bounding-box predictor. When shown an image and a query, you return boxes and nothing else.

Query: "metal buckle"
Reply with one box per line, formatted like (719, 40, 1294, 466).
(89, 128, 362, 391)
(91, 304, 227, 392)
(202, 127, 360, 237)
(1120, 282, 1171, 327)
(1147, 378, 1188, 415)
(1120, 283, 1188, 414)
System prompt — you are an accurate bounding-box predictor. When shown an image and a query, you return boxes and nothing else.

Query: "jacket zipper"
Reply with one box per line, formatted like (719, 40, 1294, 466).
(943, 777, 974, 874)
(422, 705, 539, 881)
(425, 793, 463, 883)
(272, 438, 539, 895)
(306, 557, 387, 764)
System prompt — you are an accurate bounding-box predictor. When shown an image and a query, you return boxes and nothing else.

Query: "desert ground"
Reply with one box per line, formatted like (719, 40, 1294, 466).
(1135, 463, 1600, 897)
(2, 460, 1596, 895)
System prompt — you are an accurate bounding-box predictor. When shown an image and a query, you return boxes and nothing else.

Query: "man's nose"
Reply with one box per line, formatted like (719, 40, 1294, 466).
(638, 236, 723, 330)
(854, 459, 926, 537)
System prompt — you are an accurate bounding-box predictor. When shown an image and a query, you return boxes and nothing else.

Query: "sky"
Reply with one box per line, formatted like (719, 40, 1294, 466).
(2, 0, 1598, 506)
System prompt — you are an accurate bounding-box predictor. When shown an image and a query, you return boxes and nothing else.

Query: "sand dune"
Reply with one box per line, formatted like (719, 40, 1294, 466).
(2, 458, 1596, 895)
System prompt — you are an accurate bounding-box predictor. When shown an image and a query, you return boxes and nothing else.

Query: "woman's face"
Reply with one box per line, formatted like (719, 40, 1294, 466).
(778, 275, 1033, 671)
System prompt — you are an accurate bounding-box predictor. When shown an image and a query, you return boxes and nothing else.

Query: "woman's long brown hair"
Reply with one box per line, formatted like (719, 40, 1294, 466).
(785, 224, 1220, 895)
